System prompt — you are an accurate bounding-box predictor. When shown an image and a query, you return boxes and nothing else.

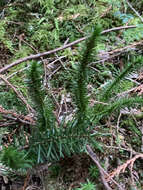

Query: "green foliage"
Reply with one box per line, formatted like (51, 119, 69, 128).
(48, 164, 61, 178)
(116, 80, 134, 93)
(97, 97, 143, 120)
(1, 24, 143, 169)
(1, 146, 32, 170)
(1, 3, 143, 188)
(28, 61, 55, 132)
(26, 27, 101, 163)
(0, 21, 6, 39)
(0, 88, 27, 113)
(32, 0, 55, 14)
(0, 0, 8, 7)
(123, 24, 143, 43)
(75, 180, 96, 190)
(92, 55, 143, 124)
(75, 26, 101, 126)
(89, 165, 100, 179)
(121, 118, 141, 146)
(0, 21, 14, 52)
(0, 0, 120, 54)
(102, 62, 133, 100)
(114, 11, 134, 24)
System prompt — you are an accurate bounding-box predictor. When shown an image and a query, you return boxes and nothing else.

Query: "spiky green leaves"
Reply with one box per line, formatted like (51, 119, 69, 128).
(102, 55, 143, 101)
(1, 146, 32, 170)
(75, 26, 101, 126)
(27, 61, 55, 131)
(92, 55, 143, 123)
(26, 27, 102, 163)
(28, 61, 45, 115)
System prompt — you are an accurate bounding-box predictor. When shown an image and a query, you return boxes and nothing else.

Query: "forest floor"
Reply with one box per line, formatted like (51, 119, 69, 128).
(0, 1, 143, 190)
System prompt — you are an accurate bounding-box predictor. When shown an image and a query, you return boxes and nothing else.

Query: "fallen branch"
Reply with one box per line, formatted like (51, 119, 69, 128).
(0, 25, 136, 74)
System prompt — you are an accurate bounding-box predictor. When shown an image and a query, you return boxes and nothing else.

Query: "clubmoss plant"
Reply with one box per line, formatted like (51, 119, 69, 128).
(1, 26, 143, 170)
(26, 26, 101, 163)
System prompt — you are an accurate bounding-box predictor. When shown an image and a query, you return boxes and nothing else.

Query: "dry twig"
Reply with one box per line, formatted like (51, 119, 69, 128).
(106, 154, 143, 182)
(0, 25, 136, 74)
(0, 105, 35, 125)
(126, 0, 143, 22)
(86, 145, 124, 190)
(0, 74, 34, 113)
(90, 39, 143, 65)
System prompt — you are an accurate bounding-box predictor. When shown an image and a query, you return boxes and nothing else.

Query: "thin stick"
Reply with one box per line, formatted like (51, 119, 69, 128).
(116, 112, 122, 148)
(0, 25, 136, 74)
(18, 35, 49, 85)
(86, 146, 112, 190)
(101, 25, 136, 34)
(0, 66, 30, 85)
(0, 105, 35, 125)
(116, 86, 137, 97)
(126, 0, 143, 22)
(86, 145, 124, 190)
(0, 75, 34, 113)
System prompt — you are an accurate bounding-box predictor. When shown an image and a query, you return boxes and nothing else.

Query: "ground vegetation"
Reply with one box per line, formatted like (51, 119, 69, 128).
(0, 0, 143, 189)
